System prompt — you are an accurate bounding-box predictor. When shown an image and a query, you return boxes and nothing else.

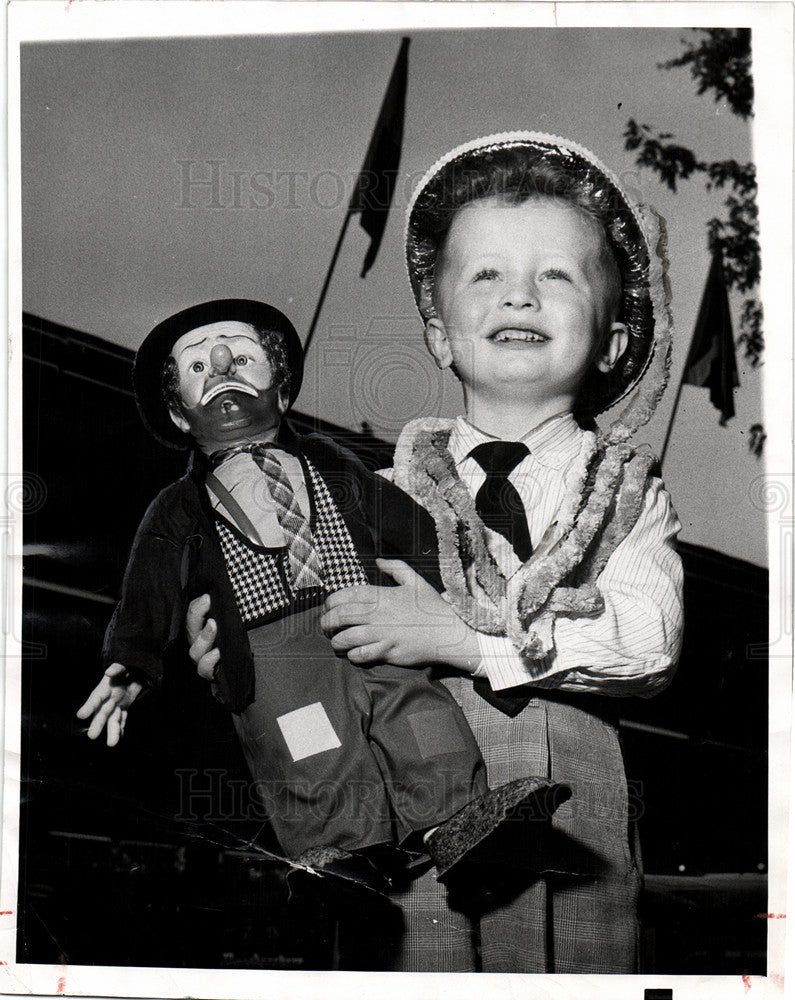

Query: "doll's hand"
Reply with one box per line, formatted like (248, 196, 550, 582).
(320, 559, 480, 673)
(76, 663, 143, 746)
(186, 593, 221, 681)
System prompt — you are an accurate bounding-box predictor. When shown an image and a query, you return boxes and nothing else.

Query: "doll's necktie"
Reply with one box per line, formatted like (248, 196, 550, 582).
(248, 445, 325, 592)
(469, 441, 533, 563)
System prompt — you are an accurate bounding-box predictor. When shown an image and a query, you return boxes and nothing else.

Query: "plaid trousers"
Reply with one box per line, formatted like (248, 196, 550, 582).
(389, 677, 642, 973)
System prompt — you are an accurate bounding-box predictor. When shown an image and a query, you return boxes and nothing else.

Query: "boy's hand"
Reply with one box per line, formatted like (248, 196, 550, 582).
(320, 559, 480, 672)
(186, 593, 221, 681)
(76, 663, 143, 746)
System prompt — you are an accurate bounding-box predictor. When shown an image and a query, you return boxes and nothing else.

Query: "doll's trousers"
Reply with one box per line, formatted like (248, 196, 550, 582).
(231, 604, 488, 858)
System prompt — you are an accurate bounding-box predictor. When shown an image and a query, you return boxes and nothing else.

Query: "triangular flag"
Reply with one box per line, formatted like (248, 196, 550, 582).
(682, 247, 740, 425)
(349, 37, 410, 277)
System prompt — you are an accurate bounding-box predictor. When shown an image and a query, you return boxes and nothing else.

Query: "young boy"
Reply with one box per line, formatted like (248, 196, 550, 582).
(189, 132, 683, 972)
(77, 297, 566, 891)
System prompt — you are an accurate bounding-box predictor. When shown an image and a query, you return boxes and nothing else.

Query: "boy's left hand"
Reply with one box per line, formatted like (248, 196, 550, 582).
(320, 559, 480, 673)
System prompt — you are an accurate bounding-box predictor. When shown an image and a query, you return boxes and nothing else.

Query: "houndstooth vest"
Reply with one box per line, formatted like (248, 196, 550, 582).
(214, 459, 369, 627)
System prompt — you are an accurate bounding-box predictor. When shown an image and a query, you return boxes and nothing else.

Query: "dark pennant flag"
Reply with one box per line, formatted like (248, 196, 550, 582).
(349, 37, 410, 277)
(682, 247, 740, 425)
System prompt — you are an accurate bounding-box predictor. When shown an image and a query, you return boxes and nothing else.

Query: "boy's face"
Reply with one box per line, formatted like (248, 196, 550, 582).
(168, 320, 288, 454)
(425, 196, 628, 416)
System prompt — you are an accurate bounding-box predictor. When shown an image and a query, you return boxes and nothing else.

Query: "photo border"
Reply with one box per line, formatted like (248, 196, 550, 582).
(3, 3, 792, 998)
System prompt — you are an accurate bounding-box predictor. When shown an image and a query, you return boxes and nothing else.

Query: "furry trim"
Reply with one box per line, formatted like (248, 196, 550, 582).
(392, 418, 657, 650)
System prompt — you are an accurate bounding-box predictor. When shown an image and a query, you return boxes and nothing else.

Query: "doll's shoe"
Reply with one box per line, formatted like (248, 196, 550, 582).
(426, 776, 571, 883)
(291, 845, 392, 896)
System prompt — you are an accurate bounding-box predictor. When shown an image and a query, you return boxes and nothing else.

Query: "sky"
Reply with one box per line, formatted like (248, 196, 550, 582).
(18, 21, 774, 566)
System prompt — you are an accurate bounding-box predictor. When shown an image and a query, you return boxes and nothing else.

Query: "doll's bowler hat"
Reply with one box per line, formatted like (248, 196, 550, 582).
(133, 298, 304, 450)
(405, 131, 672, 420)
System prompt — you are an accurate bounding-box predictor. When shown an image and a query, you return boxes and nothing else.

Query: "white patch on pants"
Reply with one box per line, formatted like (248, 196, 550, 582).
(277, 702, 342, 762)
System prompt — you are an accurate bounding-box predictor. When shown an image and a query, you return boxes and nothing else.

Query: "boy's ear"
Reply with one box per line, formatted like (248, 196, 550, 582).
(424, 318, 454, 370)
(277, 387, 290, 416)
(595, 322, 629, 373)
(168, 405, 191, 434)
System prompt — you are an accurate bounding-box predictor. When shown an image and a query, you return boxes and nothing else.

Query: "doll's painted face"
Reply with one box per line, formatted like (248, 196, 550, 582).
(168, 320, 288, 454)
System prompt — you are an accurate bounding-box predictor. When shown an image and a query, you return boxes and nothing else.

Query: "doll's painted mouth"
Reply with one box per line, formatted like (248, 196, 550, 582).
(200, 381, 258, 406)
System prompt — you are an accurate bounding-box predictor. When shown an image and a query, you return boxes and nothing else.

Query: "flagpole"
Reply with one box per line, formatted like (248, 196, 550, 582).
(660, 246, 738, 469)
(301, 37, 409, 360)
(659, 359, 690, 469)
(302, 210, 354, 356)
(302, 37, 409, 358)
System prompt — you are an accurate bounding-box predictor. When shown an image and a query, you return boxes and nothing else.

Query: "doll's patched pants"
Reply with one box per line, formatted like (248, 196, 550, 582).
(231, 604, 488, 859)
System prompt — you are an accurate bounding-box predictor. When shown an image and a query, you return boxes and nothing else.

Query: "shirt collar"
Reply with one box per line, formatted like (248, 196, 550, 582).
(448, 411, 583, 471)
(190, 418, 302, 475)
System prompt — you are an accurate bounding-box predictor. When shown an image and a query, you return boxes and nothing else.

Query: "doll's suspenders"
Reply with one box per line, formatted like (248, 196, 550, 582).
(206, 471, 266, 548)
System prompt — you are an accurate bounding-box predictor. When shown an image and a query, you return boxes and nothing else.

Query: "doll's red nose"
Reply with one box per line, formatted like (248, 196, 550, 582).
(209, 344, 234, 375)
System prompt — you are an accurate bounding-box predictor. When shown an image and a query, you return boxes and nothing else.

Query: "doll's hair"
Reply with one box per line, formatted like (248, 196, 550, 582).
(162, 325, 292, 412)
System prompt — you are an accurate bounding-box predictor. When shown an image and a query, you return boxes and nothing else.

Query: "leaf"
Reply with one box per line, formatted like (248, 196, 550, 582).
(662, 28, 754, 119)
(748, 424, 766, 459)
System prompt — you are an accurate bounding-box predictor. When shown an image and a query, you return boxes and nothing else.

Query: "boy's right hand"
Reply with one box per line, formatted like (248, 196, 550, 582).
(76, 663, 143, 746)
(186, 593, 221, 681)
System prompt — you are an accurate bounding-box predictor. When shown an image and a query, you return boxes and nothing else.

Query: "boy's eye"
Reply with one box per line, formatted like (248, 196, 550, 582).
(234, 355, 249, 367)
(473, 268, 500, 282)
(541, 268, 571, 282)
(191, 361, 206, 374)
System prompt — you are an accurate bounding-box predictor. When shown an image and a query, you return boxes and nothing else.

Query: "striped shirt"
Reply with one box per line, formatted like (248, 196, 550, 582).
(389, 412, 684, 697)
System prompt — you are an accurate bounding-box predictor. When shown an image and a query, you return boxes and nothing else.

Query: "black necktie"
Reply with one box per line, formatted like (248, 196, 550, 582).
(468, 441, 534, 717)
(469, 441, 533, 563)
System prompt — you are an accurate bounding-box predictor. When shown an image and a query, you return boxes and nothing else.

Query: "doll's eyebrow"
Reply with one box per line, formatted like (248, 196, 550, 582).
(176, 333, 256, 356)
(175, 336, 209, 355)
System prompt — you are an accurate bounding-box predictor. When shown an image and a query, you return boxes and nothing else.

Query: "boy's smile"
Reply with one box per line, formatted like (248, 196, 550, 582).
(425, 196, 627, 425)
(168, 320, 287, 453)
